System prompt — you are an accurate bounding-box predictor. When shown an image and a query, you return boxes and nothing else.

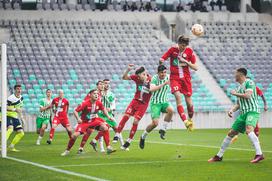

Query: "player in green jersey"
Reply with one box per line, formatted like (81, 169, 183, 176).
(36, 89, 52, 145)
(209, 68, 264, 163)
(139, 65, 174, 149)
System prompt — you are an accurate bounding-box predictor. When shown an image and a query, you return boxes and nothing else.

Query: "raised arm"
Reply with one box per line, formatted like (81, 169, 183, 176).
(122, 64, 134, 80)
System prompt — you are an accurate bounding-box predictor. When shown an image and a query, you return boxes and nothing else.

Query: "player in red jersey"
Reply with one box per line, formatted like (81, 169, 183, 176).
(231, 86, 268, 143)
(113, 65, 152, 150)
(78, 80, 104, 153)
(61, 89, 116, 156)
(46, 90, 72, 144)
(159, 35, 198, 131)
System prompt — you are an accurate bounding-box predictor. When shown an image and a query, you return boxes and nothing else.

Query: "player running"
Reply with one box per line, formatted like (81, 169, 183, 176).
(208, 68, 264, 163)
(159, 35, 198, 131)
(90, 79, 124, 153)
(35, 89, 52, 145)
(5, 85, 25, 152)
(61, 89, 116, 156)
(139, 65, 174, 149)
(77, 81, 104, 153)
(113, 65, 152, 150)
(47, 89, 72, 144)
(231, 85, 268, 143)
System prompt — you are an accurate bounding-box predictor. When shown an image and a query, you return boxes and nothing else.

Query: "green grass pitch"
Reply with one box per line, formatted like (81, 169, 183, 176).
(1, 129, 272, 181)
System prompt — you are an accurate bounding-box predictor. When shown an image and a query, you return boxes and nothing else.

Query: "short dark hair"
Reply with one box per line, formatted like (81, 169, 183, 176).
(135, 67, 145, 75)
(237, 68, 247, 76)
(177, 35, 189, 45)
(158, 65, 167, 72)
(14, 84, 21, 89)
(96, 80, 103, 86)
(88, 89, 97, 94)
(103, 79, 110, 82)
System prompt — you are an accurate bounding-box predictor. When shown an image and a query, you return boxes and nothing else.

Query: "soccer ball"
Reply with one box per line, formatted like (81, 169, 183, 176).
(191, 24, 204, 37)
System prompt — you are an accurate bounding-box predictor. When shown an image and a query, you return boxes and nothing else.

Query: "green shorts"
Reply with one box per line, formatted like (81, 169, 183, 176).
(98, 112, 117, 128)
(151, 102, 172, 120)
(232, 111, 260, 133)
(36, 117, 50, 129)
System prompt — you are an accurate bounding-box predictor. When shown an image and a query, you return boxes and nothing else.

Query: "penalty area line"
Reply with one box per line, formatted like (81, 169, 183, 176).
(6, 156, 109, 181)
(147, 141, 272, 153)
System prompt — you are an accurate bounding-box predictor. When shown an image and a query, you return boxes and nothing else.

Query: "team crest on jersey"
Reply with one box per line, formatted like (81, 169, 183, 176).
(173, 58, 179, 66)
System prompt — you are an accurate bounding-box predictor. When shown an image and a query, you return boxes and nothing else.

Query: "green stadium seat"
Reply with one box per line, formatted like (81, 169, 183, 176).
(29, 74, 36, 81)
(13, 69, 21, 77)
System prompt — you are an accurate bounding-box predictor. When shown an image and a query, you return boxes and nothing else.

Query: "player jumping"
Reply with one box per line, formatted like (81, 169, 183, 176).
(139, 65, 174, 149)
(113, 65, 152, 150)
(159, 35, 198, 131)
(208, 68, 264, 163)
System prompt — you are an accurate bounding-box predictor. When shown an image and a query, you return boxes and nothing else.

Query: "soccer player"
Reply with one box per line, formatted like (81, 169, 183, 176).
(46, 89, 72, 144)
(61, 89, 115, 156)
(159, 35, 198, 131)
(140, 65, 174, 149)
(208, 68, 264, 163)
(77, 81, 104, 153)
(231, 85, 268, 143)
(113, 65, 152, 150)
(36, 89, 52, 145)
(90, 79, 124, 152)
(5, 84, 25, 152)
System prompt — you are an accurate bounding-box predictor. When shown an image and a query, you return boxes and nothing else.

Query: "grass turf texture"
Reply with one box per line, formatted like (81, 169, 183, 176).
(1, 129, 272, 181)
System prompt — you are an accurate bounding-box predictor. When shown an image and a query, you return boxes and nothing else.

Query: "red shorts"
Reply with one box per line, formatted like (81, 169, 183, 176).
(88, 117, 107, 130)
(125, 99, 148, 120)
(75, 122, 92, 134)
(52, 116, 70, 128)
(170, 78, 192, 96)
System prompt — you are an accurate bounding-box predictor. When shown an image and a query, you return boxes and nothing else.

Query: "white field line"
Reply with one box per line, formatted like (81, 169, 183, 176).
(147, 141, 272, 153)
(6, 156, 109, 181)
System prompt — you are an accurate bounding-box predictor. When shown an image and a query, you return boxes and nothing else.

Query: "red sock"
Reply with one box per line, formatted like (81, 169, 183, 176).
(254, 123, 260, 137)
(187, 105, 194, 119)
(67, 130, 72, 139)
(95, 131, 104, 141)
(117, 115, 129, 133)
(177, 105, 187, 121)
(129, 124, 138, 139)
(67, 137, 76, 151)
(103, 130, 110, 147)
(49, 128, 55, 140)
(80, 132, 91, 148)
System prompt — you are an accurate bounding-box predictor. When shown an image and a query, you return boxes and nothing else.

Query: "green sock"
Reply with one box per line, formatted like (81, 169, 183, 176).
(6, 128, 13, 140)
(11, 131, 24, 146)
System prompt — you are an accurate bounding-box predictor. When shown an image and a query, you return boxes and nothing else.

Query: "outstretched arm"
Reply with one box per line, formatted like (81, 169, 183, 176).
(122, 64, 134, 80)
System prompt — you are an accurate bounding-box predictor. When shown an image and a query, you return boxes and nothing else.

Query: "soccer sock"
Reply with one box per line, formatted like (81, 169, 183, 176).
(49, 128, 55, 140)
(177, 105, 187, 122)
(254, 124, 260, 137)
(161, 122, 169, 131)
(129, 123, 138, 140)
(95, 132, 101, 141)
(127, 138, 132, 143)
(217, 136, 232, 157)
(248, 132, 262, 155)
(80, 132, 91, 148)
(117, 115, 129, 133)
(99, 136, 105, 151)
(119, 133, 124, 145)
(6, 127, 13, 140)
(10, 131, 24, 147)
(187, 105, 194, 119)
(141, 130, 148, 139)
(37, 136, 43, 141)
(103, 131, 110, 147)
(67, 130, 72, 139)
(67, 138, 76, 151)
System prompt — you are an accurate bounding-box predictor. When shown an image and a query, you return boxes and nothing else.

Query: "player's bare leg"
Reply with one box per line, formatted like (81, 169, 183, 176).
(174, 91, 192, 131)
(78, 129, 93, 153)
(208, 129, 238, 162)
(61, 131, 81, 156)
(47, 123, 58, 144)
(122, 118, 140, 151)
(113, 114, 130, 142)
(159, 106, 174, 140)
(184, 95, 194, 131)
(36, 124, 47, 145)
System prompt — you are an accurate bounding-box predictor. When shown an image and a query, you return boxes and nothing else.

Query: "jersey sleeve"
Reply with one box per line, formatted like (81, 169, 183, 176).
(75, 102, 86, 112)
(161, 47, 173, 61)
(190, 53, 196, 64)
(245, 80, 254, 91)
(182, 47, 193, 60)
(130, 75, 138, 82)
(256, 86, 263, 96)
(39, 99, 44, 108)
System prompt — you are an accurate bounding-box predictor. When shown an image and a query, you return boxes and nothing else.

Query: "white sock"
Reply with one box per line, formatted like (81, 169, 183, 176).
(141, 130, 148, 139)
(9, 144, 14, 148)
(99, 137, 104, 150)
(127, 138, 132, 143)
(162, 122, 169, 131)
(248, 132, 262, 155)
(217, 136, 232, 157)
(92, 139, 97, 143)
(119, 133, 124, 145)
(38, 136, 43, 141)
(115, 133, 120, 138)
